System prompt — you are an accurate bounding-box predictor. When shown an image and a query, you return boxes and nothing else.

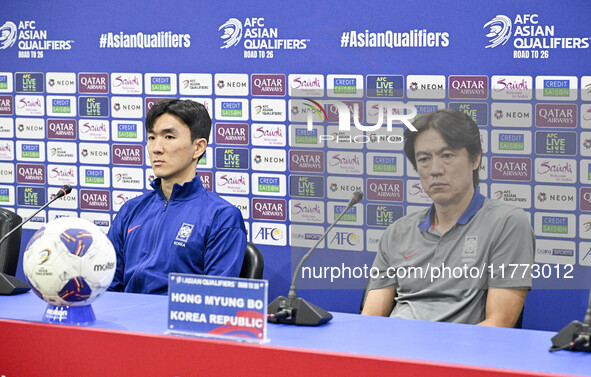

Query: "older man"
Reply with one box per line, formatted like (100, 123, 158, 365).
(362, 109, 534, 327)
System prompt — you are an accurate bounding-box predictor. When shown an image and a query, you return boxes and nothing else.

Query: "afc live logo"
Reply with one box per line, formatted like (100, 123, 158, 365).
(366, 204, 402, 227)
(535, 131, 576, 156)
(289, 175, 324, 198)
(16, 73, 44, 93)
(79, 96, 109, 117)
(366, 75, 404, 98)
(215, 148, 249, 170)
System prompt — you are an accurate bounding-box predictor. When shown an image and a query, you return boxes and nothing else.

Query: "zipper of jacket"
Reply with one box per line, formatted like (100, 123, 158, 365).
(131, 200, 168, 290)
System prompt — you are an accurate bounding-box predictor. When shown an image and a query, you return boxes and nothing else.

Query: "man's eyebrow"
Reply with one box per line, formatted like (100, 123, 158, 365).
(149, 127, 178, 135)
(436, 146, 455, 154)
(415, 145, 455, 156)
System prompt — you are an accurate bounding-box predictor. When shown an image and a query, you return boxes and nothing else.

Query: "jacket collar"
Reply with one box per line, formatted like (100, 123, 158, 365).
(150, 174, 206, 202)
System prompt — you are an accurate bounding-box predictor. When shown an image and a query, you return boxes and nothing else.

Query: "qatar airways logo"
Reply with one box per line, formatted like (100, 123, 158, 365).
(366, 178, 403, 202)
(448, 76, 488, 99)
(491, 157, 531, 181)
(79, 73, 108, 94)
(251, 74, 285, 96)
(326, 100, 363, 123)
(215, 123, 248, 145)
(535, 104, 576, 128)
(0, 95, 13, 114)
(47, 119, 76, 139)
(252, 198, 286, 221)
(80, 189, 110, 211)
(16, 163, 45, 184)
(289, 150, 324, 173)
(112, 144, 143, 165)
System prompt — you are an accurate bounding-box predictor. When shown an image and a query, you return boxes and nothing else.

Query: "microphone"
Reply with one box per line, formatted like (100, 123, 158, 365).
(268, 191, 363, 326)
(0, 185, 72, 295)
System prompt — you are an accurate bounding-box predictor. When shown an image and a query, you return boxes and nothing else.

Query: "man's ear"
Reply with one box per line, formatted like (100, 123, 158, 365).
(192, 138, 208, 161)
(472, 151, 482, 170)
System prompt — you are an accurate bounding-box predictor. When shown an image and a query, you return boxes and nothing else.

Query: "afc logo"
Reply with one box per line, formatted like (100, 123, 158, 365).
(255, 227, 283, 241)
(331, 231, 360, 246)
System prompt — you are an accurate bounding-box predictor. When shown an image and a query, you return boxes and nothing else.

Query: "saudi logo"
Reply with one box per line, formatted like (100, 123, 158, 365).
(0, 21, 17, 49)
(483, 15, 512, 48)
(219, 18, 243, 49)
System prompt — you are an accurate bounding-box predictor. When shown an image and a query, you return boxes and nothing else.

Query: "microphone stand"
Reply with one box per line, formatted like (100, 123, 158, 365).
(0, 185, 71, 295)
(268, 193, 362, 326)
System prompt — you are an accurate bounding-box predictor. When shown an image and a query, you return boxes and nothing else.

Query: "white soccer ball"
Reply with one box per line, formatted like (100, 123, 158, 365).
(22, 217, 116, 306)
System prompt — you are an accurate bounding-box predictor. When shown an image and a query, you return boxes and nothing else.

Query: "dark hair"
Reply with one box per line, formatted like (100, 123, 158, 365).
(145, 99, 211, 142)
(403, 108, 482, 187)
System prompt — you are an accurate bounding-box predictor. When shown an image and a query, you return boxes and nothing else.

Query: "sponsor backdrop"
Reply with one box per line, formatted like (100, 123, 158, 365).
(2, 0, 590, 327)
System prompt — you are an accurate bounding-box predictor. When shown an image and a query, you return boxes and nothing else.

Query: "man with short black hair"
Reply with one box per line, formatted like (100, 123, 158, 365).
(108, 99, 246, 294)
(362, 109, 534, 327)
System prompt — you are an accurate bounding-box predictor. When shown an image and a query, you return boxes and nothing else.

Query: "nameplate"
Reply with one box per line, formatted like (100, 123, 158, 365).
(166, 273, 268, 343)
